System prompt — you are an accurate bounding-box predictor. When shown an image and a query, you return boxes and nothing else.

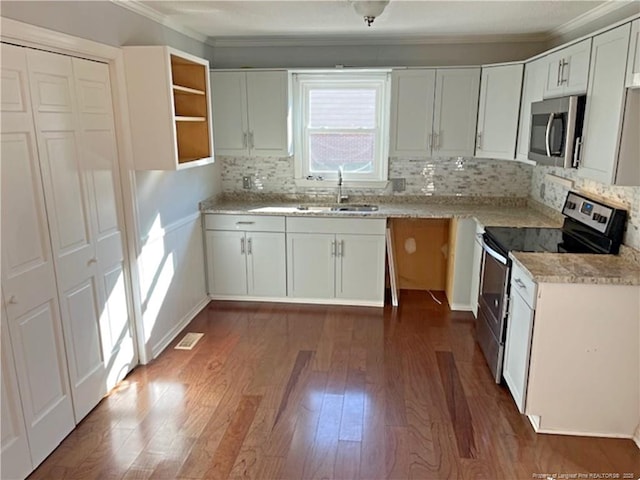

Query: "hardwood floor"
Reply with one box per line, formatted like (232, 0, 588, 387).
(29, 291, 640, 479)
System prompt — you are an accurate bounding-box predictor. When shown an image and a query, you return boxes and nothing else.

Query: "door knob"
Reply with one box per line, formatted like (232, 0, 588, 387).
(88, 258, 97, 265)
(7, 295, 17, 304)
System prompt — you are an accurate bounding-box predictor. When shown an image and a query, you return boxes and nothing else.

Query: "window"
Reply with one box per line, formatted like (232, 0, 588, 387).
(292, 71, 391, 185)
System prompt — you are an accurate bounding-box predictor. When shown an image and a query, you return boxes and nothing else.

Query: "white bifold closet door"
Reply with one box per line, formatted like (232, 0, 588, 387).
(1, 43, 76, 469)
(1, 42, 136, 474)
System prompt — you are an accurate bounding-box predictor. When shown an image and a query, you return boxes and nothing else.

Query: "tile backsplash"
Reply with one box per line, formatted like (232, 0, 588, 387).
(220, 155, 533, 197)
(531, 166, 640, 250)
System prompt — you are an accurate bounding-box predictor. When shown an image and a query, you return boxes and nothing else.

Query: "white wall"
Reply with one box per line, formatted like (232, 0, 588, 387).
(1, 0, 223, 360)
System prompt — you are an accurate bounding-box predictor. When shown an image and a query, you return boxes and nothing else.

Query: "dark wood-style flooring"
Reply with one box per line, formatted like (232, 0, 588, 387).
(29, 291, 640, 479)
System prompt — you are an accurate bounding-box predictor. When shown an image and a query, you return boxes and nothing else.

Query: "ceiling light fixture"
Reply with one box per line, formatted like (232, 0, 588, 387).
(350, 0, 390, 27)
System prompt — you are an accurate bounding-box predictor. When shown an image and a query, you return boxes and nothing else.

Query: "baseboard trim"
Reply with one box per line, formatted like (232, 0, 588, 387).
(527, 414, 635, 440)
(150, 296, 209, 360)
(449, 302, 472, 312)
(209, 294, 383, 308)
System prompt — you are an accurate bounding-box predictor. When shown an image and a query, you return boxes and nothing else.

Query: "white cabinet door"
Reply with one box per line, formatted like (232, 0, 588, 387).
(503, 287, 535, 414)
(206, 230, 247, 296)
(476, 64, 524, 160)
(1, 43, 75, 467)
(389, 69, 436, 156)
(579, 23, 631, 184)
(246, 231, 286, 297)
(543, 39, 591, 98)
(433, 68, 480, 158)
(335, 234, 385, 303)
(625, 19, 640, 87)
(516, 58, 547, 161)
(28, 50, 134, 422)
(210, 71, 249, 156)
(1, 300, 33, 480)
(287, 233, 335, 299)
(246, 71, 290, 156)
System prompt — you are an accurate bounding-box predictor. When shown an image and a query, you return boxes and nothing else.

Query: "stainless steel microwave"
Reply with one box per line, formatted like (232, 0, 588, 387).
(528, 95, 586, 168)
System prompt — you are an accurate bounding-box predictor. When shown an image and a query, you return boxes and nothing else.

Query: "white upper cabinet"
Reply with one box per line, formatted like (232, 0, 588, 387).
(579, 23, 634, 185)
(210, 70, 290, 157)
(124, 46, 214, 170)
(516, 58, 547, 162)
(476, 63, 524, 160)
(390, 68, 479, 158)
(543, 39, 591, 98)
(626, 19, 640, 88)
(390, 69, 436, 156)
(433, 68, 481, 157)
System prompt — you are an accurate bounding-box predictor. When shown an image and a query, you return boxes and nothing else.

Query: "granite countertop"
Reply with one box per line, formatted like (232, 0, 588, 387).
(200, 196, 563, 228)
(510, 251, 640, 286)
(200, 194, 640, 286)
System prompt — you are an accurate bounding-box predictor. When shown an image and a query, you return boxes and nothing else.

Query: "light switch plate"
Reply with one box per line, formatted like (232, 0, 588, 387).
(243, 176, 252, 189)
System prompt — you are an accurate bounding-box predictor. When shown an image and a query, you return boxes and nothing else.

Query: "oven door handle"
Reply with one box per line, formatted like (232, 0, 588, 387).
(482, 240, 508, 265)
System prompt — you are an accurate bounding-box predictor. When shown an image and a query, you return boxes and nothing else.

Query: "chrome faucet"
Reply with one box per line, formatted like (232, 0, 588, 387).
(336, 167, 348, 204)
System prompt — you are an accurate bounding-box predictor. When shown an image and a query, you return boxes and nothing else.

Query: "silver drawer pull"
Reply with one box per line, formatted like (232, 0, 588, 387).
(236, 221, 255, 225)
(240, 237, 245, 254)
(514, 278, 526, 289)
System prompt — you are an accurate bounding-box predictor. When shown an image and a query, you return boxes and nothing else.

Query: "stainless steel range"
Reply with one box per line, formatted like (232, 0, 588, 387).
(476, 191, 628, 383)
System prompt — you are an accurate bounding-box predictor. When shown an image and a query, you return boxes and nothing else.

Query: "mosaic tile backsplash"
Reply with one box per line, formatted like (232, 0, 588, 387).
(220, 155, 534, 198)
(531, 166, 640, 250)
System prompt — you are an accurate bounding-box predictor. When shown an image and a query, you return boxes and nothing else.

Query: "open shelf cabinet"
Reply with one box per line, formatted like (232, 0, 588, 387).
(123, 46, 214, 170)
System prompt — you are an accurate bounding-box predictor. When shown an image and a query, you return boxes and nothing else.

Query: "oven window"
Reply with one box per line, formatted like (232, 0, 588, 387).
(479, 249, 509, 331)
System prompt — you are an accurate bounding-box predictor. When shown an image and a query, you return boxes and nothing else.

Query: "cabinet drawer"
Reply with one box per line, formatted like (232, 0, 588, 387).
(205, 214, 285, 232)
(286, 217, 386, 235)
(511, 262, 537, 308)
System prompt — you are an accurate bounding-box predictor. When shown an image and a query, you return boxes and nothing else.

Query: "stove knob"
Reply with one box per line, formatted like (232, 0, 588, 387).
(598, 216, 607, 224)
(593, 213, 600, 222)
(567, 201, 577, 210)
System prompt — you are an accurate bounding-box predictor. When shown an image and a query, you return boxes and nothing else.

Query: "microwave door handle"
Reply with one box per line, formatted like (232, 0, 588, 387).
(545, 113, 555, 157)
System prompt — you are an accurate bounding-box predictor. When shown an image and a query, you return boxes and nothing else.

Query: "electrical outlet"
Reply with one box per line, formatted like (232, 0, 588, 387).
(242, 176, 252, 189)
(391, 178, 406, 192)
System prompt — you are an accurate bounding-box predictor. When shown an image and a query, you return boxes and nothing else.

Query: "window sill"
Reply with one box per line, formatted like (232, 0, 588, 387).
(294, 179, 389, 189)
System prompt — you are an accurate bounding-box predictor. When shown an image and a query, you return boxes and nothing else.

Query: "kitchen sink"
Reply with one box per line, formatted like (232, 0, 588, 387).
(296, 204, 379, 212)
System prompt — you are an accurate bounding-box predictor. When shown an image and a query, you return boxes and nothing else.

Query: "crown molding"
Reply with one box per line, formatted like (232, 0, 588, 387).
(208, 32, 549, 49)
(110, 0, 210, 44)
(549, 0, 638, 39)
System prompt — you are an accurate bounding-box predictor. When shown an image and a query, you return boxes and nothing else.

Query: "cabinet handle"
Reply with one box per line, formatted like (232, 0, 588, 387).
(435, 131, 441, 150)
(514, 278, 526, 289)
(236, 221, 255, 225)
(561, 59, 569, 85)
(247, 237, 252, 255)
(331, 240, 336, 257)
(557, 59, 563, 86)
(428, 132, 433, 151)
(337, 240, 344, 257)
(476, 132, 482, 150)
(88, 258, 97, 265)
(572, 136, 583, 168)
(7, 295, 17, 305)
(243, 132, 248, 148)
(249, 131, 254, 149)
(240, 237, 245, 254)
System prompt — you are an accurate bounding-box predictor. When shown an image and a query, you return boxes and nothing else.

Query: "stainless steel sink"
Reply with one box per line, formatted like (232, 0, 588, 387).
(296, 204, 379, 212)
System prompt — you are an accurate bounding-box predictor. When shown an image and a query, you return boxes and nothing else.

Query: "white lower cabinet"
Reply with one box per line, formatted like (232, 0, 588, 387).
(503, 262, 640, 438)
(286, 217, 386, 306)
(205, 215, 286, 298)
(503, 262, 537, 413)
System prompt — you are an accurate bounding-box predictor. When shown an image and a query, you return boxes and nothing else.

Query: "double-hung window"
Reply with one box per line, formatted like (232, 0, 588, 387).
(292, 71, 391, 185)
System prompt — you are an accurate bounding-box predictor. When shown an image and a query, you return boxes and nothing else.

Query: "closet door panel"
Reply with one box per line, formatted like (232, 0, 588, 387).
(1, 43, 75, 467)
(27, 49, 107, 421)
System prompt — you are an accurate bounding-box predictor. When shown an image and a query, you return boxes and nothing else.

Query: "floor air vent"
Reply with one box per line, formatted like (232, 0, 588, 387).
(174, 332, 204, 350)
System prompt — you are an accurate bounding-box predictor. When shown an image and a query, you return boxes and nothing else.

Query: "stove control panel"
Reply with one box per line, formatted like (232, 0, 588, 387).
(562, 192, 619, 234)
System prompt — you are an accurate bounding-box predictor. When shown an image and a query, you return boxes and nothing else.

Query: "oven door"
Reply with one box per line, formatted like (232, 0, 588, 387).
(478, 238, 510, 336)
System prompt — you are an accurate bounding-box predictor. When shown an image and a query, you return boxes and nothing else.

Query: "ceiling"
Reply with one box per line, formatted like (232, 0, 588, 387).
(124, 0, 633, 44)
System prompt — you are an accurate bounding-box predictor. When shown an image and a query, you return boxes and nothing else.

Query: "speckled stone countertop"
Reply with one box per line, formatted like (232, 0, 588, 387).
(510, 250, 640, 286)
(200, 195, 562, 228)
(201, 194, 640, 286)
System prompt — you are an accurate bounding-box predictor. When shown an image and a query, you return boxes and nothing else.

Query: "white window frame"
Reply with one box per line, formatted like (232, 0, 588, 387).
(292, 70, 391, 187)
